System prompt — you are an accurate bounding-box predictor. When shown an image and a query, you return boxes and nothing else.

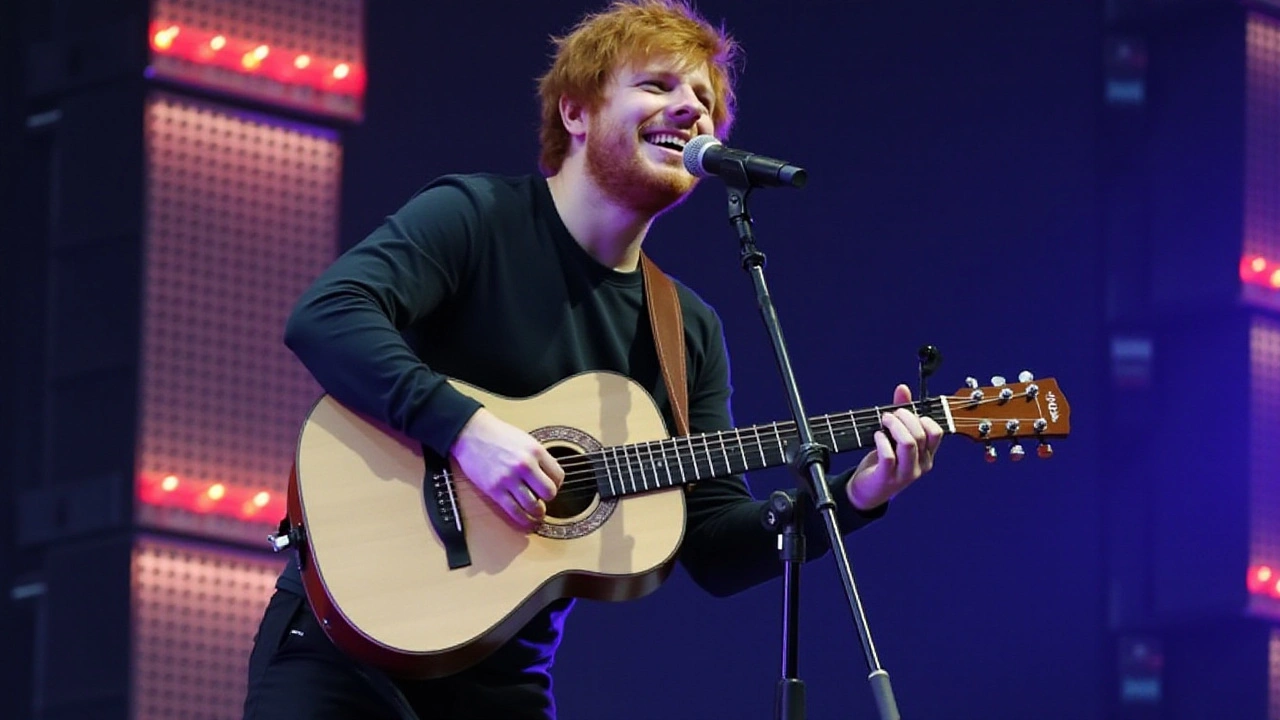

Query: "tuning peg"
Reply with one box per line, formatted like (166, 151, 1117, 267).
(965, 377, 979, 389)
(1037, 442, 1054, 459)
(991, 376, 1007, 387)
(1009, 443, 1026, 462)
(984, 444, 998, 463)
(1018, 370, 1035, 383)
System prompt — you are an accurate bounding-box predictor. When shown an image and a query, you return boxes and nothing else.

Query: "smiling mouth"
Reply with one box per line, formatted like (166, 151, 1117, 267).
(642, 132, 687, 154)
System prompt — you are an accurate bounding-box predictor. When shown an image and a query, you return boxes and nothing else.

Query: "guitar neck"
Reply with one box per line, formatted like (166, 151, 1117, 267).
(596, 397, 953, 499)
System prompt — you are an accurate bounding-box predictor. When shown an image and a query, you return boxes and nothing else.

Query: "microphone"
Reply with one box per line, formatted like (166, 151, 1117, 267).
(682, 135, 808, 189)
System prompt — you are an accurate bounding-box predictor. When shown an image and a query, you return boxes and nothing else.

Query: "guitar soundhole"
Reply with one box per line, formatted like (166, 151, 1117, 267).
(530, 425, 616, 540)
(545, 446, 595, 520)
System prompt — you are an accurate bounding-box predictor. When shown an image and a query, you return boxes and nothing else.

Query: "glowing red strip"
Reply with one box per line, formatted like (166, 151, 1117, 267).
(1248, 564, 1280, 598)
(1240, 254, 1280, 290)
(138, 472, 288, 523)
(149, 21, 366, 97)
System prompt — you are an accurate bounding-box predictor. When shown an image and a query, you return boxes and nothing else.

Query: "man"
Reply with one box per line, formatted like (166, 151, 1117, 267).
(241, 1, 944, 718)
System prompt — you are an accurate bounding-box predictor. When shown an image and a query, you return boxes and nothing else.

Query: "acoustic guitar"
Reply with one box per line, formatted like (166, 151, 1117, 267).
(283, 370, 1070, 678)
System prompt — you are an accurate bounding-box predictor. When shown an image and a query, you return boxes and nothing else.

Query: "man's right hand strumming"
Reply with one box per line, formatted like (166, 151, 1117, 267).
(450, 408, 565, 531)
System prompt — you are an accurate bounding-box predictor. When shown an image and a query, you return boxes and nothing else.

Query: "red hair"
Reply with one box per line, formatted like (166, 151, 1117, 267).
(536, 0, 740, 174)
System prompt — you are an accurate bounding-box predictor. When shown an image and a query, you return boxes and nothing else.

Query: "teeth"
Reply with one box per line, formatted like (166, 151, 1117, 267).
(644, 133, 686, 150)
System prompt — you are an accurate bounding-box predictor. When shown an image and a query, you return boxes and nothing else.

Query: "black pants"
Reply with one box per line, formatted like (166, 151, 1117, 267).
(242, 589, 556, 720)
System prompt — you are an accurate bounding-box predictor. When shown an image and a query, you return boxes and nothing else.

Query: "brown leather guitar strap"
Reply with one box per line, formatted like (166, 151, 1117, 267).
(640, 253, 690, 437)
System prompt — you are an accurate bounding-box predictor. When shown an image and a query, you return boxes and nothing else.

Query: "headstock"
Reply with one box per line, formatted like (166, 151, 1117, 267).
(946, 372, 1070, 462)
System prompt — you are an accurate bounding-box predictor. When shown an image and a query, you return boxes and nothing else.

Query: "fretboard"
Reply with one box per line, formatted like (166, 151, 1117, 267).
(595, 397, 953, 498)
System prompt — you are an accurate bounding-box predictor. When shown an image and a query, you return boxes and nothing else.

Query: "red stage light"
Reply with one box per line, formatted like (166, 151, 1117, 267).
(153, 26, 180, 51)
(149, 21, 364, 98)
(139, 472, 286, 523)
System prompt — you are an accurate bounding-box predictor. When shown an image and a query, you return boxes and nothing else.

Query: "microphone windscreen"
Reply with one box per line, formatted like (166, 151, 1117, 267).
(682, 135, 720, 178)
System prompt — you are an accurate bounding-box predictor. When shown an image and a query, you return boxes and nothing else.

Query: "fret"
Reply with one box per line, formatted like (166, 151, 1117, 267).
(661, 440, 675, 487)
(824, 415, 839, 452)
(637, 444, 648, 490)
(672, 437, 688, 485)
(773, 423, 785, 464)
(701, 434, 717, 477)
(602, 446, 618, 496)
(860, 412, 875, 447)
(614, 444, 627, 494)
(718, 431, 733, 476)
(622, 443, 637, 491)
(649, 444, 659, 488)
(636, 441, 650, 491)
(736, 428, 749, 473)
(643, 441, 660, 489)
(686, 434, 702, 479)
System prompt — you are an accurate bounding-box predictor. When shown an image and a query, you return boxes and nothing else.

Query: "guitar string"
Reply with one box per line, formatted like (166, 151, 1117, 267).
(450, 395, 1049, 500)
(440, 410, 1054, 510)
(439, 391, 1056, 503)
(537, 416, 1050, 504)
(441, 412, 1055, 509)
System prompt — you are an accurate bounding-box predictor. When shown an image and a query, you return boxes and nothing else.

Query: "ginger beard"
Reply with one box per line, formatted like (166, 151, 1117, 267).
(584, 113, 699, 217)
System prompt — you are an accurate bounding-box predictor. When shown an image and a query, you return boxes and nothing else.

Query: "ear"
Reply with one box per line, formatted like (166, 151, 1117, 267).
(558, 93, 590, 140)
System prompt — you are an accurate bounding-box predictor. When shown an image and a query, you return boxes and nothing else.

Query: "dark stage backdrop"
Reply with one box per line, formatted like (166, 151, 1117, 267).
(340, 2, 1104, 718)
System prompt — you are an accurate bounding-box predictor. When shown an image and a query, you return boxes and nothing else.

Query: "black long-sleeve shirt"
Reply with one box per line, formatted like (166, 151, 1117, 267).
(276, 173, 883, 679)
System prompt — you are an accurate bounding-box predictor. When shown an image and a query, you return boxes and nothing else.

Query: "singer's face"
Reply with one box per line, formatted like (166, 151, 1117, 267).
(584, 55, 717, 215)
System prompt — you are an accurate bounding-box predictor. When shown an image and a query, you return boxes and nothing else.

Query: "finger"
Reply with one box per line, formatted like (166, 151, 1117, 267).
(919, 431, 939, 472)
(872, 427, 896, 470)
(497, 492, 539, 531)
(922, 416, 945, 450)
(881, 413, 920, 479)
(882, 411, 921, 450)
(509, 483, 546, 516)
(534, 445, 566, 488)
(892, 383, 912, 406)
(523, 461, 560, 501)
(892, 407, 926, 442)
(890, 384, 928, 445)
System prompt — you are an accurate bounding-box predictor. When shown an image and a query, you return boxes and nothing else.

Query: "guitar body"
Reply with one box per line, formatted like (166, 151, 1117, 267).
(289, 371, 686, 679)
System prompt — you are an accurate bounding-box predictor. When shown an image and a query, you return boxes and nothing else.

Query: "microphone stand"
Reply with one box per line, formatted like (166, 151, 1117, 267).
(718, 162, 901, 720)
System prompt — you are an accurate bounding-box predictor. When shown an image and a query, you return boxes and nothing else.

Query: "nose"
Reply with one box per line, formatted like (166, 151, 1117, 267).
(668, 84, 706, 126)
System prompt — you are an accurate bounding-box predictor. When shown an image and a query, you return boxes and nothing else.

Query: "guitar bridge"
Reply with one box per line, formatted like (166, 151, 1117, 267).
(424, 465, 471, 570)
